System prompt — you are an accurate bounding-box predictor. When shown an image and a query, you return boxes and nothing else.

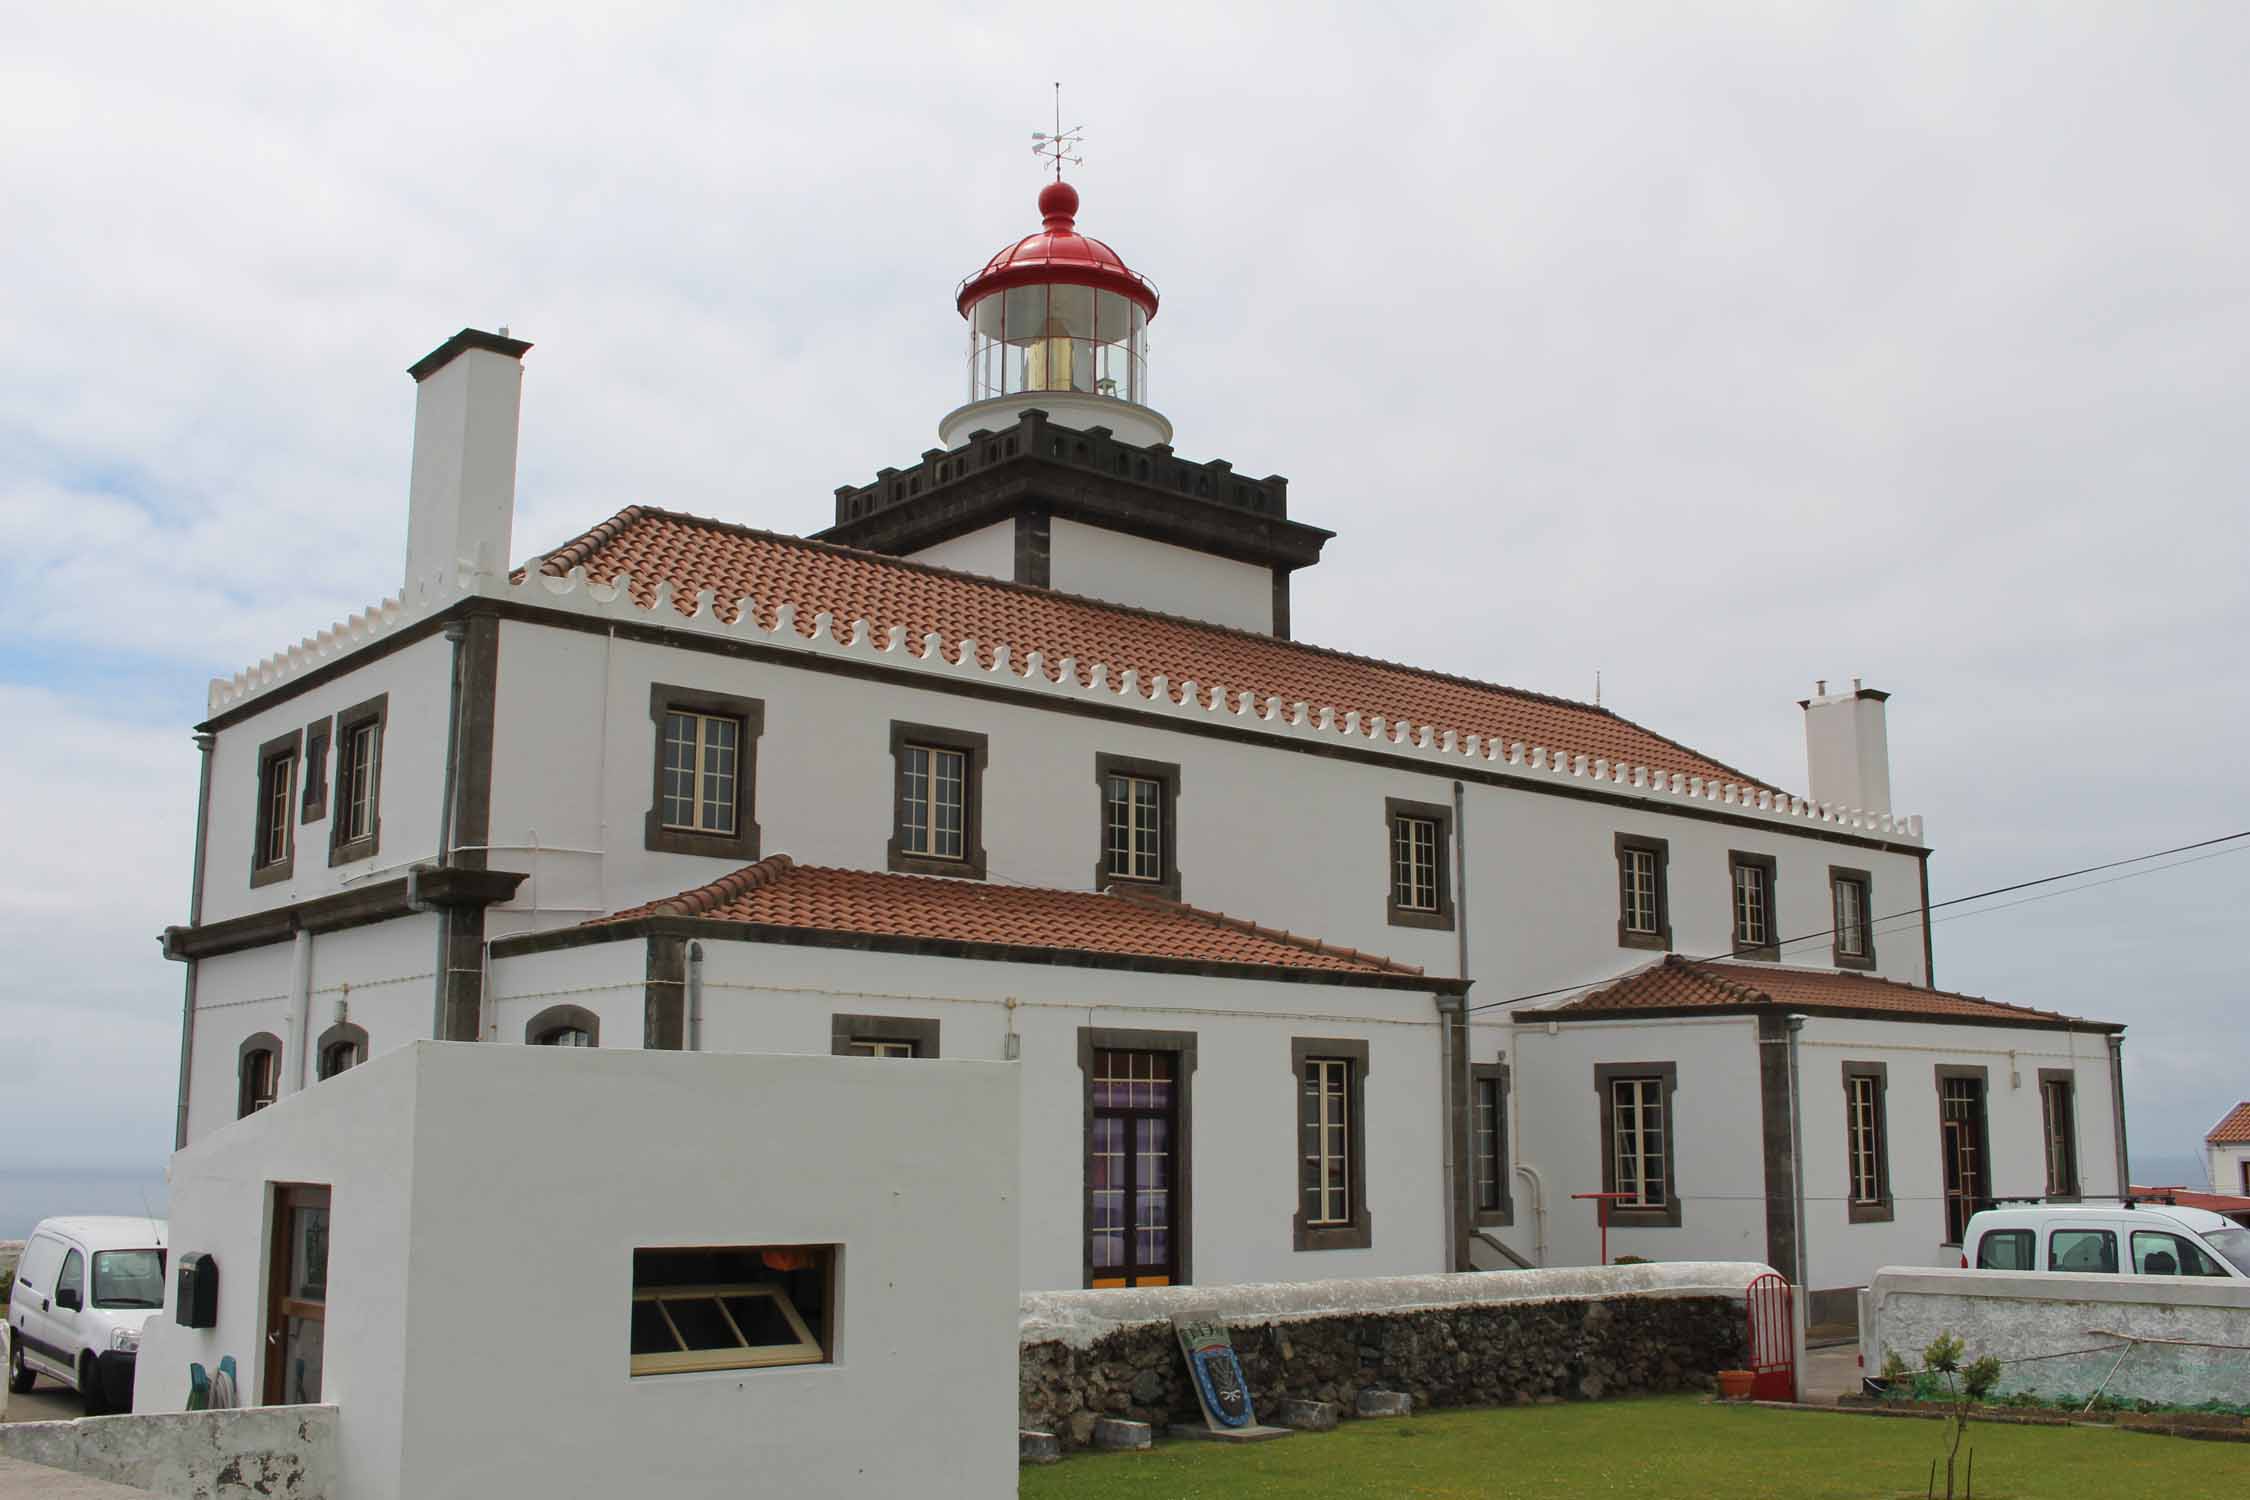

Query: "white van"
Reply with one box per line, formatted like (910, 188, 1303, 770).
(1962, 1201, 2250, 1281)
(7, 1217, 168, 1414)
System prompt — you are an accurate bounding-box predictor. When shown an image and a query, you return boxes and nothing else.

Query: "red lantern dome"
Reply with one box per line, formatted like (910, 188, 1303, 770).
(942, 180, 1169, 450)
(955, 181, 1159, 319)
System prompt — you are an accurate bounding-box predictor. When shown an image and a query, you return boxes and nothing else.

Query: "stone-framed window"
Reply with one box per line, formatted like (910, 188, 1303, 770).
(645, 684, 764, 860)
(1615, 833, 1671, 951)
(250, 729, 302, 888)
(2039, 1069, 2080, 1200)
(238, 1032, 283, 1118)
(1841, 1061, 1893, 1223)
(1595, 1061, 1681, 1228)
(315, 1022, 368, 1080)
(527, 1004, 601, 1048)
(1291, 1037, 1372, 1251)
(1093, 752, 1181, 898)
(1829, 865, 1876, 970)
(327, 693, 388, 868)
(1384, 797, 1454, 931)
(888, 721, 988, 880)
(1728, 851, 1779, 961)
(1079, 1026, 1196, 1288)
(1472, 1060, 1514, 1227)
(831, 1014, 940, 1058)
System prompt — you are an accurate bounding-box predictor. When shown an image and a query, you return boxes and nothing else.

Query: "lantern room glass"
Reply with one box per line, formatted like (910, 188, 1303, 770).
(966, 286, 1147, 406)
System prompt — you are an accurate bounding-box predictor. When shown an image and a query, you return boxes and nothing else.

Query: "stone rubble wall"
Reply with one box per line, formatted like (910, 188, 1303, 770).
(1021, 1264, 1764, 1447)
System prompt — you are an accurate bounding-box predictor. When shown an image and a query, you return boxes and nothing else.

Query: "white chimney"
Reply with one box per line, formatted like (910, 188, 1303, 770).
(404, 328, 531, 595)
(1799, 676, 1893, 814)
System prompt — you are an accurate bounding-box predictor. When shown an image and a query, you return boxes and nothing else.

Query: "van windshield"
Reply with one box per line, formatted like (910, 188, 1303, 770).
(2207, 1228, 2250, 1278)
(92, 1249, 167, 1309)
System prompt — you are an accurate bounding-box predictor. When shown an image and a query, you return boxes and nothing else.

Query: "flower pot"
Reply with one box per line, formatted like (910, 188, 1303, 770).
(1716, 1370, 1756, 1401)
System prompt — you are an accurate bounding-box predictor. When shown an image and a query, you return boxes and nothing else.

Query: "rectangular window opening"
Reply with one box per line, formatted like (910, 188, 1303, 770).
(1847, 1074, 1885, 1206)
(2041, 1075, 2079, 1198)
(629, 1245, 836, 1376)
(1729, 852, 1778, 958)
(1611, 1077, 1667, 1209)
(257, 752, 296, 870)
(662, 710, 741, 834)
(1940, 1073, 1989, 1244)
(901, 744, 968, 861)
(1301, 1058, 1354, 1226)
(1391, 817, 1440, 913)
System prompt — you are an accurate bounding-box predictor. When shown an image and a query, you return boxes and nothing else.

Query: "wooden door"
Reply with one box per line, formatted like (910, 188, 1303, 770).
(264, 1185, 330, 1405)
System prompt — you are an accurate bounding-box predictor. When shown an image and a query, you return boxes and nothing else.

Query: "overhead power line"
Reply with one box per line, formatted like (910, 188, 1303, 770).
(1464, 829, 2250, 1015)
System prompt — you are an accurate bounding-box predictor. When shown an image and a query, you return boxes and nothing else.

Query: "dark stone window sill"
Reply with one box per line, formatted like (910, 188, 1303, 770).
(887, 849, 985, 881)
(1846, 1200, 1894, 1225)
(1831, 951, 1878, 972)
(1617, 929, 1669, 952)
(250, 858, 294, 890)
(1386, 905, 1453, 932)
(1293, 1219, 1374, 1252)
(329, 831, 380, 868)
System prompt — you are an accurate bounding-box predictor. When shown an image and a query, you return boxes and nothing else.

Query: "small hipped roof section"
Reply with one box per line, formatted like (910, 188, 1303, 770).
(1525, 953, 2120, 1034)
(493, 855, 1462, 993)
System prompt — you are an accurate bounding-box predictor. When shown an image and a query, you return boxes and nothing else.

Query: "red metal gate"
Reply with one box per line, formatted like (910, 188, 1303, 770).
(1745, 1272, 1796, 1402)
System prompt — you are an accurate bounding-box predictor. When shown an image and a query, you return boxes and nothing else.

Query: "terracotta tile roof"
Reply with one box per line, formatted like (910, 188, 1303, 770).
(592, 855, 1436, 981)
(2208, 1102, 2250, 1145)
(2130, 1186, 2250, 1219)
(531, 506, 1773, 789)
(1538, 954, 2118, 1030)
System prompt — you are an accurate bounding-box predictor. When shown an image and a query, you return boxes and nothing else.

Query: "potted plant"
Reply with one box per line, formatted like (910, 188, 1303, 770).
(1716, 1369, 1756, 1401)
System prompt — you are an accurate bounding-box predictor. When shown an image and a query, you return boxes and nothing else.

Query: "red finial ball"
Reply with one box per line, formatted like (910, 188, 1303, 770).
(1038, 179, 1079, 229)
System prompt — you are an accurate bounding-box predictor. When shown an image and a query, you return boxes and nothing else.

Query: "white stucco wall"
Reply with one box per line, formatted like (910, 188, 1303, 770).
(901, 520, 1017, 580)
(1500, 1015, 1769, 1272)
(2210, 1140, 2250, 1196)
(1864, 1268, 2250, 1408)
(1797, 1018, 2123, 1295)
(478, 616, 1931, 996)
(142, 1043, 1021, 1500)
(489, 936, 1450, 1292)
(199, 634, 454, 926)
(1044, 516, 1275, 632)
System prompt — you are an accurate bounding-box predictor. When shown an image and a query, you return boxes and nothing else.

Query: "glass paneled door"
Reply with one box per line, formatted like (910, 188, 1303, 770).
(264, 1185, 329, 1404)
(1088, 1050, 1178, 1287)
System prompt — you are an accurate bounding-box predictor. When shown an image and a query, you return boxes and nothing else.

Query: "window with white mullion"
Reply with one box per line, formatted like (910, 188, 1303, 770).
(1302, 1059, 1352, 1226)
(1834, 878, 1866, 956)
(1392, 816, 1439, 912)
(661, 711, 739, 834)
(261, 754, 296, 867)
(1848, 1075, 1882, 1204)
(901, 744, 967, 860)
(339, 721, 379, 842)
(1105, 774, 1163, 882)
(1621, 848, 1659, 934)
(1733, 865, 1767, 946)
(1612, 1079, 1666, 1208)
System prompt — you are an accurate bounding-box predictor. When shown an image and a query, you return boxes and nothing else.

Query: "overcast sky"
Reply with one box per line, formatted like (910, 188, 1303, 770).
(3, 2, 2244, 1181)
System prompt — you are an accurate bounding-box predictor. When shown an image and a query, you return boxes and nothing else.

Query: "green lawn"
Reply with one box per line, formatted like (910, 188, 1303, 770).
(1020, 1396, 2246, 1499)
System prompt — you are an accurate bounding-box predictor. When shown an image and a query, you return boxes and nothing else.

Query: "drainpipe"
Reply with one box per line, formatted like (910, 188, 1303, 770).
(430, 619, 469, 1039)
(1447, 779, 1475, 1272)
(2105, 1033, 2130, 1197)
(1513, 1162, 1547, 1267)
(687, 942, 705, 1051)
(1786, 1014, 1809, 1387)
(286, 929, 315, 1096)
(171, 731, 217, 1150)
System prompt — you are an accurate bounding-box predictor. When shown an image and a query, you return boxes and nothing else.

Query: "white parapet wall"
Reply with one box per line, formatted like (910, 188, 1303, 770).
(1022, 1261, 1775, 1348)
(0, 1406, 336, 1499)
(1863, 1268, 2250, 1408)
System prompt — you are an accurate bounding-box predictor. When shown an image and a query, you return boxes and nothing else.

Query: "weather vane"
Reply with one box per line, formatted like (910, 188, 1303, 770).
(1030, 81, 1083, 181)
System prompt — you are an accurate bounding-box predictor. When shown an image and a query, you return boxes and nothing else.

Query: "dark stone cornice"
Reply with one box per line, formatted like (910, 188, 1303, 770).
(161, 866, 527, 960)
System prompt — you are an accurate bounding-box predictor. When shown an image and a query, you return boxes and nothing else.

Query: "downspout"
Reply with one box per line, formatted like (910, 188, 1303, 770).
(1786, 1013, 1810, 1386)
(2105, 1033, 2130, 1197)
(687, 942, 705, 1051)
(430, 619, 469, 1039)
(171, 731, 217, 1150)
(1513, 1162, 1547, 1267)
(1449, 779, 1474, 1271)
(286, 930, 314, 1096)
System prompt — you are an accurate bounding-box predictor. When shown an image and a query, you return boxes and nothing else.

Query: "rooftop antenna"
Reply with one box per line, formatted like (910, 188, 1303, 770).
(1030, 81, 1084, 180)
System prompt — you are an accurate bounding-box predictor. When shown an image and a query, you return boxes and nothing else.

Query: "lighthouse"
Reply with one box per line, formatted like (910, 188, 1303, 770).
(940, 178, 1168, 449)
(814, 152, 1331, 637)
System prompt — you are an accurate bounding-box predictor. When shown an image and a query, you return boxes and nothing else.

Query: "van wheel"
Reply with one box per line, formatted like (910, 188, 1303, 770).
(6, 1337, 33, 1393)
(79, 1354, 108, 1416)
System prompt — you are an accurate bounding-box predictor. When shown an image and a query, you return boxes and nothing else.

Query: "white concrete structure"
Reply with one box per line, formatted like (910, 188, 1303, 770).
(156, 171, 2125, 1362)
(137, 1043, 1021, 1500)
(1862, 1266, 2250, 1408)
(2207, 1103, 2250, 1196)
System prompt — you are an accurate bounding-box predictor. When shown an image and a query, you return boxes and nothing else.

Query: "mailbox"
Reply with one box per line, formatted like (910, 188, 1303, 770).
(176, 1251, 218, 1329)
